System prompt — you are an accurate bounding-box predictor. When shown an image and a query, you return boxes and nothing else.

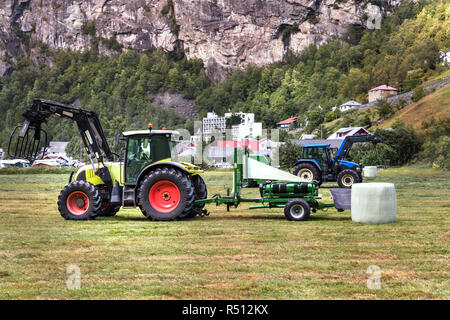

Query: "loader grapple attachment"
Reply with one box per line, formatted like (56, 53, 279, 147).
(8, 122, 48, 161)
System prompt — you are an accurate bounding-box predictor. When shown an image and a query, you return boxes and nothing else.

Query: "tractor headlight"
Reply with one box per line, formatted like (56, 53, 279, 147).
(356, 166, 361, 171)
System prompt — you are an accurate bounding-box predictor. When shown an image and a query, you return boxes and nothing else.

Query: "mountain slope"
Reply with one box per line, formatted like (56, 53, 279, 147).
(380, 84, 450, 131)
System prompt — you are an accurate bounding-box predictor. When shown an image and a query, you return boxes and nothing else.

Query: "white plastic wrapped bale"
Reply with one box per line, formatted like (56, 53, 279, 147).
(351, 183, 396, 224)
(363, 166, 377, 178)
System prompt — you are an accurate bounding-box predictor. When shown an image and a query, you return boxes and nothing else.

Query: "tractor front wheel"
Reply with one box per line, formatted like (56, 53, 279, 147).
(138, 168, 195, 221)
(284, 198, 311, 221)
(293, 162, 321, 185)
(57, 181, 102, 220)
(337, 169, 360, 188)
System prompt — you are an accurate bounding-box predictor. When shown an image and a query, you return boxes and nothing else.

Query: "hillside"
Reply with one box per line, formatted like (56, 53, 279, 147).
(323, 79, 450, 135)
(379, 85, 450, 131)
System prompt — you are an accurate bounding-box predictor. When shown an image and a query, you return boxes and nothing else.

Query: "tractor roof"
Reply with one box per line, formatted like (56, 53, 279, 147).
(122, 130, 179, 137)
(302, 144, 329, 148)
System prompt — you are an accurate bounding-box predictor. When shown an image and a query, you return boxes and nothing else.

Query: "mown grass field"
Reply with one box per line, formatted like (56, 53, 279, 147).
(0, 168, 448, 299)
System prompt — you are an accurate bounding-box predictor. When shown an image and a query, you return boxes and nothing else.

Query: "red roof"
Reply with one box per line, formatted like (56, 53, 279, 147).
(369, 85, 398, 92)
(277, 116, 297, 125)
(217, 140, 260, 151)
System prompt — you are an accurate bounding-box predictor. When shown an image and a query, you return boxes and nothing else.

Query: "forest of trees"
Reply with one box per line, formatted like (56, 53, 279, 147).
(0, 49, 210, 155)
(0, 0, 448, 167)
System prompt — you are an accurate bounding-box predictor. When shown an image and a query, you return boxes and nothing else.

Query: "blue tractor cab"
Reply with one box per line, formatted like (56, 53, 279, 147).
(293, 135, 381, 188)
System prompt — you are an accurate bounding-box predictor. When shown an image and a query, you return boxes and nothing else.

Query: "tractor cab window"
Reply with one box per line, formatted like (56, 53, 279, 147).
(126, 136, 150, 182)
(303, 146, 330, 172)
(150, 135, 171, 163)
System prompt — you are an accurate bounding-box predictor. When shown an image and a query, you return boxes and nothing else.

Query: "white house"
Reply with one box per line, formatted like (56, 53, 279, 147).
(440, 50, 450, 66)
(339, 100, 361, 112)
(328, 127, 370, 139)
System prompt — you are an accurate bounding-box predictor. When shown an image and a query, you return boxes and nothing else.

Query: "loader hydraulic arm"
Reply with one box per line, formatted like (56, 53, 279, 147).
(335, 134, 382, 161)
(9, 99, 115, 188)
(22, 99, 114, 162)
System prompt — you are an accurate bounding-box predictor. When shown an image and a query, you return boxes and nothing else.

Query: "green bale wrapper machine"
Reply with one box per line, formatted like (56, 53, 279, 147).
(197, 148, 351, 221)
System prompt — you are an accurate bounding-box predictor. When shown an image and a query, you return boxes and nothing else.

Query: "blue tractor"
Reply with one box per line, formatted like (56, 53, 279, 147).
(293, 134, 382, 188)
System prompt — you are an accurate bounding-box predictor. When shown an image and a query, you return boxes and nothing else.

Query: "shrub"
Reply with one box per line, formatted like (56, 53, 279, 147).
(278, 140, 303, 169)
(374, 122, 422, 166)
(81, 20, 96, 36)
(376, 99, 393, 119)
(422, 136, 450, 170)
(411, 86, 424, 102)
(359, 143, 396, 166)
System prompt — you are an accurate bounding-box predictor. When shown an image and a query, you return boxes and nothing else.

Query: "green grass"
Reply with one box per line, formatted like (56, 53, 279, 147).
(0, 167, 75, 175)
(427, 68, 450, 82)
(0, 168, 449, 299)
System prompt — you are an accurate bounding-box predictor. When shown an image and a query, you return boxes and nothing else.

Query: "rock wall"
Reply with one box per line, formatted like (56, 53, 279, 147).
(0, 0, 401, 80)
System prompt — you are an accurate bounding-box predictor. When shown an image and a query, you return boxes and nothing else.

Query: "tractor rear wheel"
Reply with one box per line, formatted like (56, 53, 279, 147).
(337, 169, 360, 188)
(293, 162, 321, 185)
(138, 167, 195, 221)
(284, 198, 311, 221)
(58, 181, 102, 220)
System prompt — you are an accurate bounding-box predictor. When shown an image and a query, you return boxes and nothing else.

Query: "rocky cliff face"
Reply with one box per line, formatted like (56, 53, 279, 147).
(0, 0, 401, 80)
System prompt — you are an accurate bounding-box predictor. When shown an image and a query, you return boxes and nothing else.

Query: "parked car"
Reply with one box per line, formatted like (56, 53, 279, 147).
(0, 159, 31, 169)
(215, 162, 234, 169)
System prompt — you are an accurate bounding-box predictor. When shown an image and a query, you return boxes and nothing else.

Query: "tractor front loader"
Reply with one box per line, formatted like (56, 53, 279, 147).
(8, 99, 206, 221)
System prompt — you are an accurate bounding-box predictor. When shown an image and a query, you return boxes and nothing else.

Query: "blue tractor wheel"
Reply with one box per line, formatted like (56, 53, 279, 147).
(337, 169, 360, 188)
(293, 162, 322, 185)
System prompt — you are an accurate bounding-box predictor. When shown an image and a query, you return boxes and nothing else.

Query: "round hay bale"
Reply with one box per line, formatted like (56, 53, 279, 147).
(363, 166, 377, 178)
(351, 183, 396, 224)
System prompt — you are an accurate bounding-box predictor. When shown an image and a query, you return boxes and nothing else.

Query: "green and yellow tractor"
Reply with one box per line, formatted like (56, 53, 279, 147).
(8, 99, 207, 221)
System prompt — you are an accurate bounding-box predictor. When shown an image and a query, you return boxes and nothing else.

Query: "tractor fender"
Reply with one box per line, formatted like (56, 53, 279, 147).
(336, 160, 363, 180)
(135, 162, 190, 189)
(294, 159, 322, 172)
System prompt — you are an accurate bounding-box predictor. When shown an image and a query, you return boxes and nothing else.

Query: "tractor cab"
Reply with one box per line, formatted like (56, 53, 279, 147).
(301, 144, 334, 174)
(122, 130, 179, 182)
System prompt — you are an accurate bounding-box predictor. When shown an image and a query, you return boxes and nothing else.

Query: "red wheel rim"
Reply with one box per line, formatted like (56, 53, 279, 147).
(149, 180, 181, 213)
(66, 191, 90, 215)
